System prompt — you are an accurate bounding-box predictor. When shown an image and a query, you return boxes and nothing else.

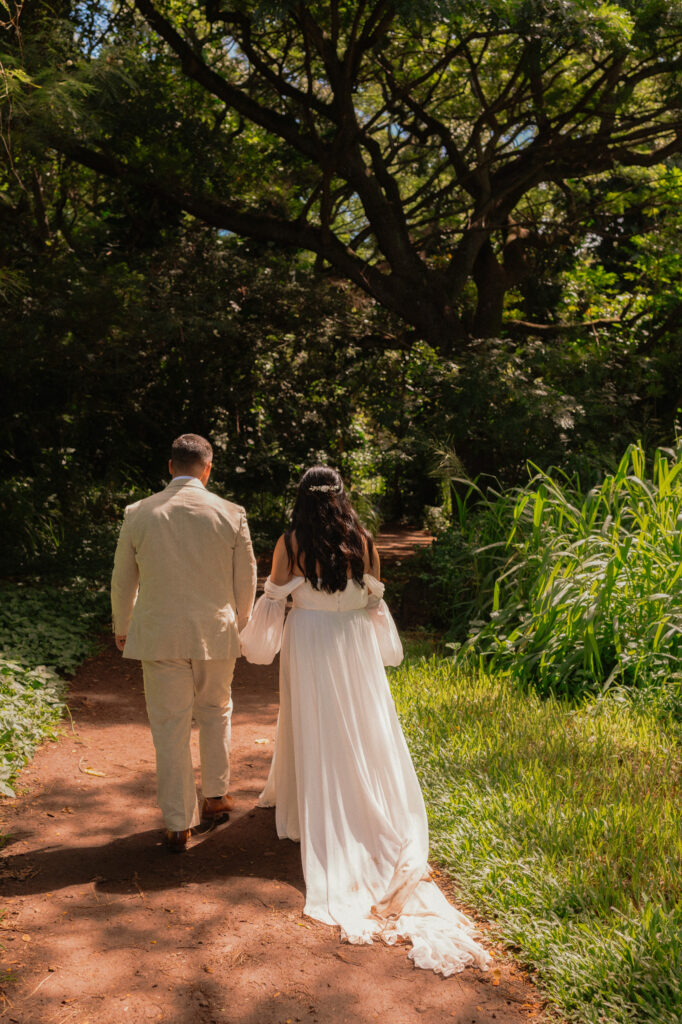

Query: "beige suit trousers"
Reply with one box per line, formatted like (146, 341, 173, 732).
(142, 658, 236, 831)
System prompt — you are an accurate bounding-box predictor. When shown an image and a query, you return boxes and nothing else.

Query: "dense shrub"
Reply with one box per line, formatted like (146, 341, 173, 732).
(468, 441, 682, 703)
(402, 478, 514, 637)
(0, 475, 146, 582)
(413, 440, 682, 708)
(0, 581, 109, 796)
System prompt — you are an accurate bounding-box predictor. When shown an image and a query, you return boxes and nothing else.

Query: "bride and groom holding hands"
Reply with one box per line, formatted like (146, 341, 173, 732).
(111, 433, 490, 976)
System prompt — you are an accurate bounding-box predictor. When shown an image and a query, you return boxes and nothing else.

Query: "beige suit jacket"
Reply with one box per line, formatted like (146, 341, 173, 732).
(111, 477, 257, 661)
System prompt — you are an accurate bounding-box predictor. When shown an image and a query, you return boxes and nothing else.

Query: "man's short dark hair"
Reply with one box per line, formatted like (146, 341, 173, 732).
(171, 434, 213, 472)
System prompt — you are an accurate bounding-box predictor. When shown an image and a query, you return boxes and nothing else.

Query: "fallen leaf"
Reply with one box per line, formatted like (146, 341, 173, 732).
(21, 934, 30, 942)
(0, 864, 38, 882)
(78, 756, 106, 777)
(254, 738, 270, 744)
(492, 967, 501, 986)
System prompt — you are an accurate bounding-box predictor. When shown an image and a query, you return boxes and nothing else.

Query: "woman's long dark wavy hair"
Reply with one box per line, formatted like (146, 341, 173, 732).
(285, 466, 376, 593)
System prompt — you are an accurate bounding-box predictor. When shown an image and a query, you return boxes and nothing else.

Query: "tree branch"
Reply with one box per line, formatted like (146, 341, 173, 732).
(133, 0, 324, 162)
(506, 313, 646, 335)
(48, 135, 464, 342)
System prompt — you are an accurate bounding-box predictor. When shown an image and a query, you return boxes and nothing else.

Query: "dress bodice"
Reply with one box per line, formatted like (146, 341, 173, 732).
(257, 573, 384, 612)
(291, 576, 369, 612)
(239, 574, 397, 667)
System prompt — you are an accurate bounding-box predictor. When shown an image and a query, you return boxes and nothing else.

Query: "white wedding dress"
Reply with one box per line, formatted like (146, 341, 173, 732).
(239, 574, 490, 976)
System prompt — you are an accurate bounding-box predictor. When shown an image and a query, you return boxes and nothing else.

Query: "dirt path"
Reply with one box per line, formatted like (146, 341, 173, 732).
(371, 527, 434, 566)
(0, 532, 546, 1024)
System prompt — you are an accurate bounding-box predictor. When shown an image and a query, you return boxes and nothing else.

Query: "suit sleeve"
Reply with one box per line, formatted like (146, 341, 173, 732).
(233, 510, 257, 632)
(111, 509, 139, 636)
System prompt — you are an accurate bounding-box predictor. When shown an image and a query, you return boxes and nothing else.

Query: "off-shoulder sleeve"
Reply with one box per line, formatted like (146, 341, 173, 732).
(239, 576, 303, 664)
(364, 575, 404, 667)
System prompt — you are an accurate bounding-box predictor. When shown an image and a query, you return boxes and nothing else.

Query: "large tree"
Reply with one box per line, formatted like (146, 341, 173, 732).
(5, 0, 682, 350)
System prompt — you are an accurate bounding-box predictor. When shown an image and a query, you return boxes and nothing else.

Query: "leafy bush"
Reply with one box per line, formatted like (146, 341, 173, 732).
(467, 441, 682, 704)
(413, 440, 682, 708)
(0, 582, 109, 672)
(0, 476, 143, 582)
(0, 581, 109, 796)
(0, 661, 65, 797)
(401, 479, 512, 637)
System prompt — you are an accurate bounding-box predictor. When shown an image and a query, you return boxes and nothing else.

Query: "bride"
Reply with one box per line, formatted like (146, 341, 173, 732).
(239, 466, 490, 976)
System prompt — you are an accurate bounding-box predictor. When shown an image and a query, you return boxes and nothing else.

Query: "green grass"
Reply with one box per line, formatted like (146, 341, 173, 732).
(390, 650, 682, 1024)
(0, 581, 109, 796)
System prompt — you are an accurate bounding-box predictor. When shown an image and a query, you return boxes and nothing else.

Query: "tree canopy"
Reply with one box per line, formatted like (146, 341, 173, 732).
(6, 0, 682, 349)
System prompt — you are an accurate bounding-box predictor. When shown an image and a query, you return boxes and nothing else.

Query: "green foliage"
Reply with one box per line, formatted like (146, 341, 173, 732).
(0, 477, 138, 581)
(413, 440, 682, 708)
(390, 653, 682, 1024)
(0, 660, 65, 797)
(0, 581, 109, 795)
(0, 581, 109, 671)
(466, 441, 682, 704)
(404, 473, 513, 637)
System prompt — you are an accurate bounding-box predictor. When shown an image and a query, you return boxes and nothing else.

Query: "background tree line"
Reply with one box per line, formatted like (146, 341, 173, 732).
(1, 0, 682, 578)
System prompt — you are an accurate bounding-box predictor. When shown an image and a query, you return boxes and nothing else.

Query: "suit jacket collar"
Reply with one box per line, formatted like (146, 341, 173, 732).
(166, 476, 205, 490)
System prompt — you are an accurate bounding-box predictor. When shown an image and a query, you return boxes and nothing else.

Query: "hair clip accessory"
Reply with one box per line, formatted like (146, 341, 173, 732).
(308, 484, 343, 493)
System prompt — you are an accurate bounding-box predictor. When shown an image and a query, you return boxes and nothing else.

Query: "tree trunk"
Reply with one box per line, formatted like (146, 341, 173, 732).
(472, 241, 506, 339)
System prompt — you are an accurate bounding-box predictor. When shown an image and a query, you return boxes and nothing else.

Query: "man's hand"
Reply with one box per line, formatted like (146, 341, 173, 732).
(115, 635, 127, 652)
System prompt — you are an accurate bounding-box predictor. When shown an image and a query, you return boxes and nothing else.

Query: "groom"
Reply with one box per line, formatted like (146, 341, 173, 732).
(111, 434, 257, 852)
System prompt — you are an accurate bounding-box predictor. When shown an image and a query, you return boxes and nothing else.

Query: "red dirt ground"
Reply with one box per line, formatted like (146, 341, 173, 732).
(0, 531, 548, 1024)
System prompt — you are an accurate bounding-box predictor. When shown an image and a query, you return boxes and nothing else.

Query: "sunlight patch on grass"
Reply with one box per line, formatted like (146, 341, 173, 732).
(390, 652, 682, 1024)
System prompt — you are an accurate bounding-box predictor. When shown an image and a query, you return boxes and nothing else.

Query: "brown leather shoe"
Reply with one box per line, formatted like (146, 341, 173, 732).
(164, 828, 191, 853)
(201, 794, 234, 821)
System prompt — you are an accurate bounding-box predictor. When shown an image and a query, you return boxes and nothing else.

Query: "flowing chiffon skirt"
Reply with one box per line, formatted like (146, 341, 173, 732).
(242, 576, 490, 976)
